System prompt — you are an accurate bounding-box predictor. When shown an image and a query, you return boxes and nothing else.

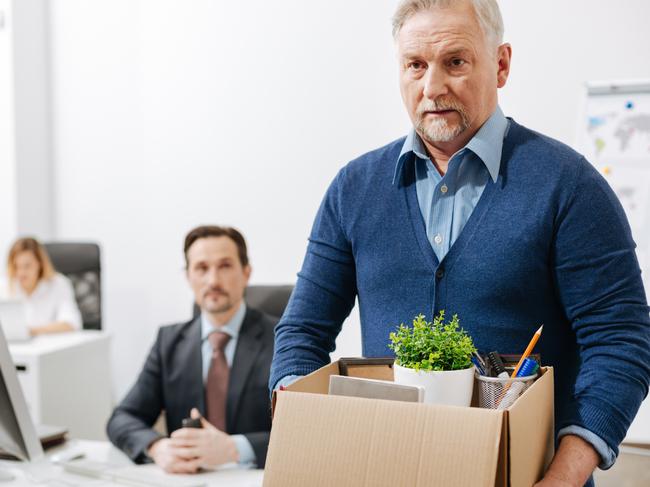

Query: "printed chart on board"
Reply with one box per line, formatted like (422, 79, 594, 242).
(576, 81, 650, 278)
(575, 80, 650, 444)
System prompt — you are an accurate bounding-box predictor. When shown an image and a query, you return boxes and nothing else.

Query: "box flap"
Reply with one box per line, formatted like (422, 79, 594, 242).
(508, 367, 555, 486)
(286, 362, 340, 394)
(271, 362, 340, 415)
(264, 391, 504, 487)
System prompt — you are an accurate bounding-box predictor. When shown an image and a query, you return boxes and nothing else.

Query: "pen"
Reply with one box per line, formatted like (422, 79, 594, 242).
(472, 351, 488, 375)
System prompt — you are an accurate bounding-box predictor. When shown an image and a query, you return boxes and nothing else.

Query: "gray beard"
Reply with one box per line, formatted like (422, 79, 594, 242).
(415, 98, 471, 143)
(417, 116, 467, 143)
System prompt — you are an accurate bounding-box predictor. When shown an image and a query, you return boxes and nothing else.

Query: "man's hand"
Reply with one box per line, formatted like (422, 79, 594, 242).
(534, 435, 600, 487)
(168, 408, 239, 469)
(147, 436, 202, 474)
(147, 408, 239, 474)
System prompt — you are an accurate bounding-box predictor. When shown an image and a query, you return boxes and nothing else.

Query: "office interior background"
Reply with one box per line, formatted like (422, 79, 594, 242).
(1, 0, 650, 442)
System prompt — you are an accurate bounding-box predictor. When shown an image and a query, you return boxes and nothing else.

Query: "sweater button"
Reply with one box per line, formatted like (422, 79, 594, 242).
(435, 268, 444, 279)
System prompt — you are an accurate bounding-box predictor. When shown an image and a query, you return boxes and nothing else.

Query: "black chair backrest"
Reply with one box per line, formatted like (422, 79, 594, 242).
(44, 242, 102, 330)
(192, 284, 294, 320)
(245, 284, 294, 318)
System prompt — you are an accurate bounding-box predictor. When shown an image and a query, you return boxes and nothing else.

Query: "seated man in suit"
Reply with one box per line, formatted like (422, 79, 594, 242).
(107, 225, 277, 472)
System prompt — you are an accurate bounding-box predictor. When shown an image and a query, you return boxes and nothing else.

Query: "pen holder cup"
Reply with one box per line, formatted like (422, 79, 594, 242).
(475, 372, 537, 409)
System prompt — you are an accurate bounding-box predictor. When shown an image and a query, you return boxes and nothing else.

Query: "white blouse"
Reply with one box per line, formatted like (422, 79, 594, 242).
(2, 273, 82, 330)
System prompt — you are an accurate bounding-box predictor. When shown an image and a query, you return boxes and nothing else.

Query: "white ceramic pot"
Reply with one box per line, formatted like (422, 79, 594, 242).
(393, 363, 474, 406)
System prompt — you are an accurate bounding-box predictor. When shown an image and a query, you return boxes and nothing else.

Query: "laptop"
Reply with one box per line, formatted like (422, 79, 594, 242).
(0, 300, 30, 342)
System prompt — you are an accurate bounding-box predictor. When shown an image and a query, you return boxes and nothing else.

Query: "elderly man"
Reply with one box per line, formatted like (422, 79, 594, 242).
(108, 225, 276, 472)
(270, 1, 650, 486)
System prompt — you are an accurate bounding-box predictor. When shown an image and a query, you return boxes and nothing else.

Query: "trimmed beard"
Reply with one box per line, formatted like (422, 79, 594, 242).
(415, 98, 471, 143)
(202, 293, 233, 314)
(204, 300, 233, 314)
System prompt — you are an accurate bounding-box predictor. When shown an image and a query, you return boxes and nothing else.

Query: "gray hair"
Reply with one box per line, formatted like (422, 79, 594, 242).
(392, 0, 504, 48)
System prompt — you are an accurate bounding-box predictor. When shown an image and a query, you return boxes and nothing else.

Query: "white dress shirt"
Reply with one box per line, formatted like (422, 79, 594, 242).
(3, 273, 82, 330)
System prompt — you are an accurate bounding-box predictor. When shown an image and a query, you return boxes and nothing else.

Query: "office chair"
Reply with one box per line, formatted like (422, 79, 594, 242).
(44, 242, 102, 330)
(192, 284, 294, 320)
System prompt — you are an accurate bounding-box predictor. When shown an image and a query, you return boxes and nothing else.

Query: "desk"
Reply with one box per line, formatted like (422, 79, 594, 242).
(9, 331, 112, 440)
(0, 439, 264, 486)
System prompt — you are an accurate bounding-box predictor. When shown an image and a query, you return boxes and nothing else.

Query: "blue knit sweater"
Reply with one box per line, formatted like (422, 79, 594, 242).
(270, 119, 650, 454)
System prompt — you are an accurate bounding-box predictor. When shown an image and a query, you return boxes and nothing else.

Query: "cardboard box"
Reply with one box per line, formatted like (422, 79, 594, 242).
(264, 360, 554, 487)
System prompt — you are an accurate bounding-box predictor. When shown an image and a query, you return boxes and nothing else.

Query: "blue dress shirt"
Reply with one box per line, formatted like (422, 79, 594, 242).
(201, 303, 256, 466)
(397, 106, 506, 262)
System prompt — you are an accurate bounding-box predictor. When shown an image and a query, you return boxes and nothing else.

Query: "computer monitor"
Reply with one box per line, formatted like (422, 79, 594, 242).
(0, 320, 43, 462)
(0, 301, 30, 342)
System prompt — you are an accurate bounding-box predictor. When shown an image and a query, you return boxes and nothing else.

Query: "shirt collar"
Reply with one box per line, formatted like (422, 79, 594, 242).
(393, 105, 508, 185)
(201, 301, 247, 341)
(12, 276, 52, 299)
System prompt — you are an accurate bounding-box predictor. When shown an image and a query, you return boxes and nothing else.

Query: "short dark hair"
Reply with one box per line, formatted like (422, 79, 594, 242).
(183, 225, 249, 268)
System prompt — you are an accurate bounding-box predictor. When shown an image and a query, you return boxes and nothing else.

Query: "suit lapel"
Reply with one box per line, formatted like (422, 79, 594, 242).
(227, 309, 264, 430)
(173, 316, 205, 419)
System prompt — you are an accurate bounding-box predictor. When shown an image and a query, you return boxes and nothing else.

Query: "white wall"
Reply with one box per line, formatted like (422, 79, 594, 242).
(50, 0, 403, 400)
(0, 0, 53, 257)
(48, 0, 650, 439)
(12, 0, 54, 239)
(499, 1, 650, 143)
(0, 0, 18, 254)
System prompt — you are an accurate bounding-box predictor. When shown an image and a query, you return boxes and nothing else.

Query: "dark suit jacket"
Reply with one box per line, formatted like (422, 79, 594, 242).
(106, 307, 276, 468)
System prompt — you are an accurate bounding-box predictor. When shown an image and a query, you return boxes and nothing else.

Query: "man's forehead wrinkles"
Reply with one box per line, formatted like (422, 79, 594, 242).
(399, 35, 474, 57)
(402, 27, 470, 41)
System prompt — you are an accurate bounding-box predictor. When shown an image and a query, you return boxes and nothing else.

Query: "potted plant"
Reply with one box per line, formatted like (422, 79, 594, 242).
(389, 311, 476, 406)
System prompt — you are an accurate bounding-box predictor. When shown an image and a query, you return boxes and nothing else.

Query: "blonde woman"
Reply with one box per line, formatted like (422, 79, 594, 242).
(4, 237, 82, 336)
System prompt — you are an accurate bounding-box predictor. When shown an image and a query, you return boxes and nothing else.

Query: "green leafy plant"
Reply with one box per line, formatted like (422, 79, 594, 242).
(388, 311, 476, 371)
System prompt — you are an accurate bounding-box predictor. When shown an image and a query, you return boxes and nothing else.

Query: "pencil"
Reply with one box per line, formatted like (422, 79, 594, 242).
(510, 325, 543, 378)
(495, 325, 543, 407)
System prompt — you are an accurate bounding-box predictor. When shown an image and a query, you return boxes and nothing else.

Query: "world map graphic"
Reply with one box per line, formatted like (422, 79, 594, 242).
(586, 98, 650, 159)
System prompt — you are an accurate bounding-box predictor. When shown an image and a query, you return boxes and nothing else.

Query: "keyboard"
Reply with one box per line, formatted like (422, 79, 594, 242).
(61, 459, 207, 487)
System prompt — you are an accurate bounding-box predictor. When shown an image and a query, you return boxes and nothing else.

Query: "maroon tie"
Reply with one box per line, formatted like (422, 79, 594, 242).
(205, 330, 231, 431)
